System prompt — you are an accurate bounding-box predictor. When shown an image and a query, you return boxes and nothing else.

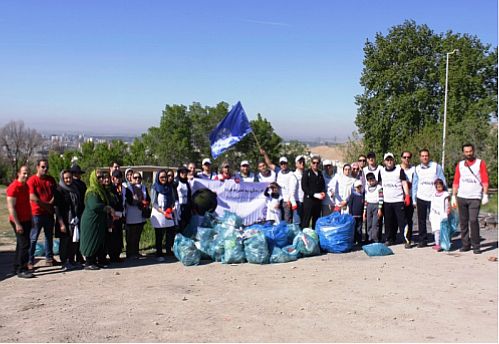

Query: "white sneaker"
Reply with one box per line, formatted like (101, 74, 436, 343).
(156, 256, 166, 262)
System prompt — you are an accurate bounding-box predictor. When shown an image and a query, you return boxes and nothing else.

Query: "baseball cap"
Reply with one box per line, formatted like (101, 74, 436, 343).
(279, 157, 288, 164)
(384, 152, 394, 160)
(295, 155, 305, 163)
(323, 159, 332, 166)
(354, 180, 363, 187)
(69, 165, 85, 174)
(240, 160, 250, 167)
(202, 158, 211, 165)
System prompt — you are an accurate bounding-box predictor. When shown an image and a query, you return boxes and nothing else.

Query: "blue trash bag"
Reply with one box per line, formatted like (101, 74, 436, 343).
(243, 229, 270, 264)
(221, 228, 246, 264)
(287, 223, 302, 244)
(34, 240, 60, 257)
(173, 234, 201, 266)
(270, 245, 300, 264)
(195, 227, 218, 242)
(316, 213, 355, 253)
(220, 211, 243, 229)
(440, 211, 459, 251)
(35, 242, 45, 257)
(293, 232, 320, 256)
(261, 221, 289, 251)
(303, 228, 319, 243)
(362, 243, 394, 256)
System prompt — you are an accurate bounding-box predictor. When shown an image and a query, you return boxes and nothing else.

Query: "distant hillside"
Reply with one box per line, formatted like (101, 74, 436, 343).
(309, 145, 346, 163)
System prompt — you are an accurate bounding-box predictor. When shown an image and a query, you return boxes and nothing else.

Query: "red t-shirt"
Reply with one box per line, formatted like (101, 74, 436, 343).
(27, 174, 56, 216)
(6, 180, 32, 223)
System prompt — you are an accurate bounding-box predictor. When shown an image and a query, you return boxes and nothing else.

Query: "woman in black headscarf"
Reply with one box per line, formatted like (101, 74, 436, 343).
(175, 166, 192, 232)
(150, 169, 177, 260)
(55, 169, 82, 270)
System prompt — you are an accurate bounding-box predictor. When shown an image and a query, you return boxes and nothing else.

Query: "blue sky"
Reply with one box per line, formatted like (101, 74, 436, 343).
(0, 0, 497, 141)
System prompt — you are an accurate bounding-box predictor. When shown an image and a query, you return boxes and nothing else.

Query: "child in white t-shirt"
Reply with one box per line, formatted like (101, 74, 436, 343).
(264, 182, 283, 223)
(429, 179, 450, 252)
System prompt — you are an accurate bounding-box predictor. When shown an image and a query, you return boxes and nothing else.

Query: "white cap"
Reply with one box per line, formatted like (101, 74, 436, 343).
(202, 158, 211, 165)
(323, 159, 332, 166)
(383, 152, 394, 160)
(279, 156, 288, 164)
(354, 180, 363, 187)
(295, 155, 305, 163)
(240, 160, 250, 166)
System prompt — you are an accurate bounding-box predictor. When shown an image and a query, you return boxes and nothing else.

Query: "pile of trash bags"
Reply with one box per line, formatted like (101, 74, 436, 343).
(173, 211, 321, 266)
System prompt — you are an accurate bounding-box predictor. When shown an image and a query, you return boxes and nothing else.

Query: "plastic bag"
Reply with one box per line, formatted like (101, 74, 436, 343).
(220, 211, 243, 230)
(293, 232, 320, 256)
(315, 213, 355, 253)
(34, 240, 60, 257)
(261, 221, 289, 251)
(440, 211, 459, 251)
(362, 243, 394, 256)
(303, 228, 319, 243)
(221, 228, 246, 264)
(173, 234, 201, 266)
(287, 223, 302, 243)
(207, 233, 225, 262)
(270, 245, 300, 264)
(243, 230, 270, 264)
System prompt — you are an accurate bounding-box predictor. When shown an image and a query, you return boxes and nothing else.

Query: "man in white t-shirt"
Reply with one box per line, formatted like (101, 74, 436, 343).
(451, 143, 489, 254)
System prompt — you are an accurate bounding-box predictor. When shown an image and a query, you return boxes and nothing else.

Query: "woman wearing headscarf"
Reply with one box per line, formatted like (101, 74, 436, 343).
(175, 166, 192, 232)
(332, 164, 356, 214)
(80, 170, 114, 270)
(124, 171, 151, 259)
(105, 170, 125, 263)
(150, 169, 177, 261)
(54, 169, 82, 271)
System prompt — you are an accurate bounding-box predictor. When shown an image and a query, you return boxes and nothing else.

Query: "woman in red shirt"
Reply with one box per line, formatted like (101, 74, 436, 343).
(6, 165, 34, 278)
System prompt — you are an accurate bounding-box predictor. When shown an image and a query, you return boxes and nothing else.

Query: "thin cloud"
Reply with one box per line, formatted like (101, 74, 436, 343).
(241, 18, 290, 27)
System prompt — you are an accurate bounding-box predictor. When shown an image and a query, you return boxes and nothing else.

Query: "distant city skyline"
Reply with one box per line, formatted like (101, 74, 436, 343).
(1, 1, 497, 141)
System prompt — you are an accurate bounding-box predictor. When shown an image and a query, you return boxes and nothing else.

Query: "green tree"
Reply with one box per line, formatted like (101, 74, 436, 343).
(355, 20, 497, 184)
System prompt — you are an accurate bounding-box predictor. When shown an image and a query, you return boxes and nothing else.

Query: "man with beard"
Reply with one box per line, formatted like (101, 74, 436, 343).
(451, 143, 489, 254)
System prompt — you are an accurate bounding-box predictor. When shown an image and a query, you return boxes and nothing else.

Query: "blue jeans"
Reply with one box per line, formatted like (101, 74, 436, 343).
(29, 214, 55, 264)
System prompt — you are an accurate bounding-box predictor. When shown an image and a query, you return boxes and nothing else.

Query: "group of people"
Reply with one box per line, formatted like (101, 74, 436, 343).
(6, 143, 489, 278)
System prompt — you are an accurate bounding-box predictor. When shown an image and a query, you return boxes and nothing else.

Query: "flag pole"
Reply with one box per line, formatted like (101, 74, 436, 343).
(250, 130, 262, 151)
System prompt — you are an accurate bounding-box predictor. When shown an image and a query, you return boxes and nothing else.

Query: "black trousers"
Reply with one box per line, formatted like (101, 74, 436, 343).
(106, 219, 123, 261)
(154, 226, 176, 256)
(404, 202, 414, 243)
(126, 223, 144, 257)
(416, 198, 431, 243)
(384, 202, 407, 243)
(457, 197, 481, 249)
(59, 234, 78, 264)
(302, 197, 322, 229)
(353, 217, 363, 244)
(10, 221, 31, 273)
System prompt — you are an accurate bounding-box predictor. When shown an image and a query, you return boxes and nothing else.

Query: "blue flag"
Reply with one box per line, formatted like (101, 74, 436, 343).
(210, 101, 252, 159)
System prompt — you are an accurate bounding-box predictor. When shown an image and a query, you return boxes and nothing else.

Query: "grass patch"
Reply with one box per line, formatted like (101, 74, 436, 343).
(482, 193, 498, 214)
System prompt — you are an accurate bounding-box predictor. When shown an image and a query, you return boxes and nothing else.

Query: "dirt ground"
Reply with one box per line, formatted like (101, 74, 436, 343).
(0, 226, 497, 343)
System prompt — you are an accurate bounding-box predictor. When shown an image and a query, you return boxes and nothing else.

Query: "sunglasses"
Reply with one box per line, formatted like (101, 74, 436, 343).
(97, 175, 104, 179)
(133, 176, 142, 179)
(159, 175, 167, 179)
(352, 168, 359, 171)
(311, 161, 319, 165)
(402, 156, 411, 159)
(358, 159, 366, 162)
(167, 174, 174, 178)
(40, 166, 48, 169)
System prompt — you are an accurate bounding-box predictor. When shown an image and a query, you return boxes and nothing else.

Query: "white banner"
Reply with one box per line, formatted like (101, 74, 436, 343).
(191, 179, 269, 225)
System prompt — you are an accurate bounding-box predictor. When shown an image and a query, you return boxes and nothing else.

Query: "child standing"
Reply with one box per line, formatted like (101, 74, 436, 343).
(264, 182, 283, 223)
(363, 172, 384, 243)
(348, 180, 365, 245)
(429, 179, 450, 252)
